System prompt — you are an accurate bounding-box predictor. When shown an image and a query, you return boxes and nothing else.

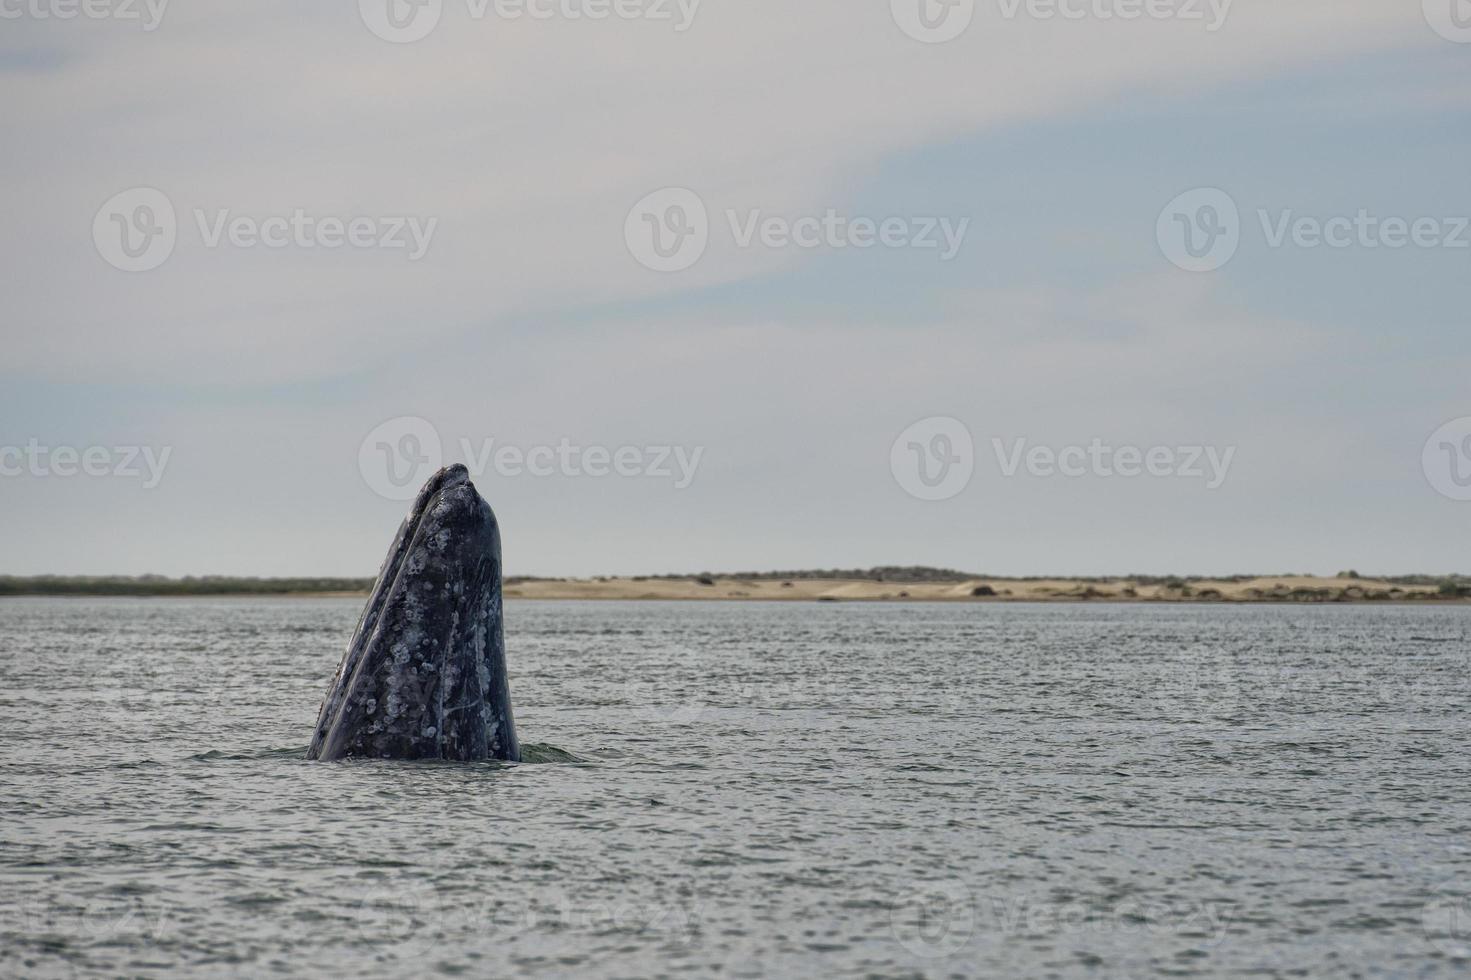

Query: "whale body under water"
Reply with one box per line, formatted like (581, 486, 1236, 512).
(307, 464, 520, 762)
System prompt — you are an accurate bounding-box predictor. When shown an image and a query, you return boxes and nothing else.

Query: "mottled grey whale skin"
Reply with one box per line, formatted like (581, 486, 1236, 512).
(307, 464, 520, 762)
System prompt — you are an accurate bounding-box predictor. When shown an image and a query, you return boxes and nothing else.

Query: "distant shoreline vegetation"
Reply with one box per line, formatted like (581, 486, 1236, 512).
(639, 568, 1470, 587)
(0, 576, 376, 596)
(0, 568, 1466, 598)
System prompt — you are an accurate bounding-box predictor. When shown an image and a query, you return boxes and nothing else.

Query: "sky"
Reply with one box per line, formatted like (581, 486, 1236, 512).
(1, 0, 1469, 578)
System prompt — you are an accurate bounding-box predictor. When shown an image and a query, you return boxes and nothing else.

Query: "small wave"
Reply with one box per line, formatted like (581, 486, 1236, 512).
(184, 744, 586, 764)
(187, 747, 305, 762)
(519, 743, 587, 764)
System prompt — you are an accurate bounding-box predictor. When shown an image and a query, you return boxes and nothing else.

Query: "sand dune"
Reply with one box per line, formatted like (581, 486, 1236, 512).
(505, 575, 1454, 604)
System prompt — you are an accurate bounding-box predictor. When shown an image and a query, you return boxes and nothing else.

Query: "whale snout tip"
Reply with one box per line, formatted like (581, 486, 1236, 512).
(412, 464, 474, 513)
(435, 463, 471, 488)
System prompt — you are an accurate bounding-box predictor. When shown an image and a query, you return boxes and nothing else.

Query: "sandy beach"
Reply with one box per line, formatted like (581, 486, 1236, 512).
(3, 574, 1462, 602)
(504, 575, 1458, 604)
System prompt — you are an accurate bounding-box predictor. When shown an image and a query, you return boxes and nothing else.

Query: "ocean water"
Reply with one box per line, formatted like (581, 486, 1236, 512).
(1, 597, 1469, 978)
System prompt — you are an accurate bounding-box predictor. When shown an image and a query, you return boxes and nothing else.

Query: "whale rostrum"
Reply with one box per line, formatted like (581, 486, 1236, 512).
(307, 464, 520, 762)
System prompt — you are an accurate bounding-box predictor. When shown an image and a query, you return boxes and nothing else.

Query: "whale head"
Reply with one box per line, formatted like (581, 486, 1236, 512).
(307, 464, 519, 762)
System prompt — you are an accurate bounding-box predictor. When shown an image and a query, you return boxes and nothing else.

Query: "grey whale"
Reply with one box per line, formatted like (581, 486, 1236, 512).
(307, 465, 520, 762)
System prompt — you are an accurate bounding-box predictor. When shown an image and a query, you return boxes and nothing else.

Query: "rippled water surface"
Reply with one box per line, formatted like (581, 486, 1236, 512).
(2, 597, 1470, 977)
